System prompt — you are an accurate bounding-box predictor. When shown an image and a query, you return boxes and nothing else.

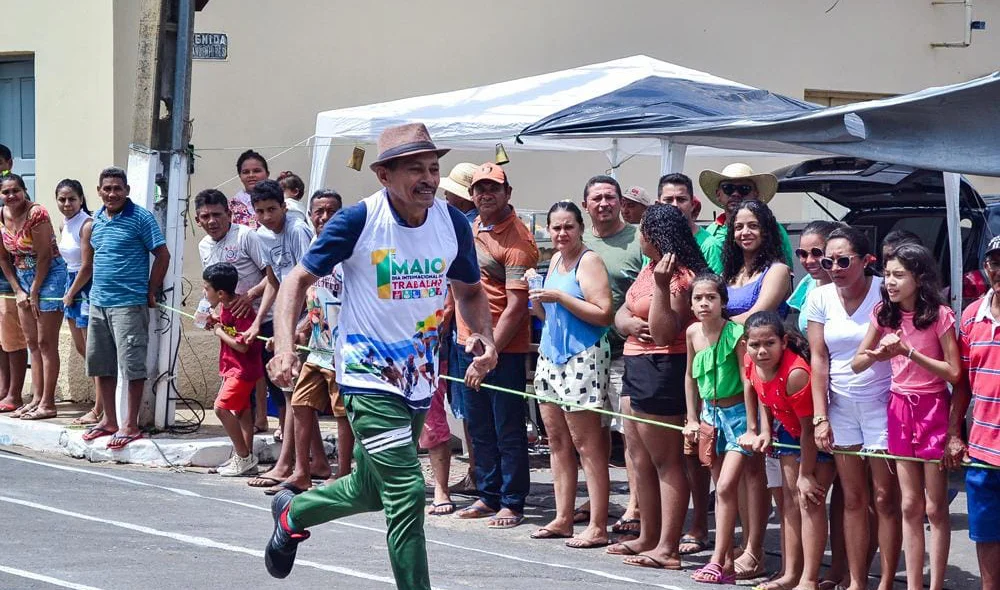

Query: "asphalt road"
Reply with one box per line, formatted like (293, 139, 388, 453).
(0, 446, 984, 590)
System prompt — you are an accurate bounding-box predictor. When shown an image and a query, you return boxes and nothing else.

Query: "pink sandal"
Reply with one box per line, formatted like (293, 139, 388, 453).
(691, 562, 736, 585)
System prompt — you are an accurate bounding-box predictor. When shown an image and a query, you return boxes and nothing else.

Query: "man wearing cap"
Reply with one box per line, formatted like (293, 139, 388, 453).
(699, 163, 794, 267)
(952, 236, 1000, 590)
(453, 162, 538, 529)
(263, 123, 497, 589)
(658, 172, 723, 274)
(439, 162, 479, 223)
(621, 185, 653, 225)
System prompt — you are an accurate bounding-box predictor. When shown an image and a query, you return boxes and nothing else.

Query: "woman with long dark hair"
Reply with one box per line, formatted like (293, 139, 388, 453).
(719, 199, 790, 580)
(806, 226, 900, 590)
(0, 174, 67, 420)
(609, 204, 708, 569)
(56, 179, 102, 425)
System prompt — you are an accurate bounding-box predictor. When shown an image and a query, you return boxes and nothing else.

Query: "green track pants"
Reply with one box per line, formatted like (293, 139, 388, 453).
(289, 393, 429, 590)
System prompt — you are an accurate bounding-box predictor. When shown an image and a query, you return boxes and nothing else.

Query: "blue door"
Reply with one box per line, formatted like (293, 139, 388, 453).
(0, 60, 35, 196)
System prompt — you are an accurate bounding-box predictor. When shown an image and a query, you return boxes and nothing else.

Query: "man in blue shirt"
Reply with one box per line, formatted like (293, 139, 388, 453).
(263, 123, 497, 589)
(81, 167, 170, 450)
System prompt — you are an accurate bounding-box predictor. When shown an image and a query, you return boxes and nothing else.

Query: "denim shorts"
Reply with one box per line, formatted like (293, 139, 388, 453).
(15, 258, 68, 313)
(771, 420, 834, 463)
(64, 270, 91, 328)
(701, 400, 751, 456)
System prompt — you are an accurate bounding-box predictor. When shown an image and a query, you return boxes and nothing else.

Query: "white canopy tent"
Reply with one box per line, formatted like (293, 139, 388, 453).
(308, 55, 819, 192)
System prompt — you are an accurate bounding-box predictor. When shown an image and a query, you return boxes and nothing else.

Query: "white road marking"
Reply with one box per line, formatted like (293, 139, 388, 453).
(1, 453, 684, 589)
(0, 565, 106, 590)
(0, 495, 403, 587)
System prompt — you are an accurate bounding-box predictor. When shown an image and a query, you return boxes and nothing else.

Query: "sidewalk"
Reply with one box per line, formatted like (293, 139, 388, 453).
(0, 401, 339, 468)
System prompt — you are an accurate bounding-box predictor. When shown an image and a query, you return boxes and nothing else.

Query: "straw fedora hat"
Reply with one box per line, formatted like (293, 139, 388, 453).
(438, 162, 477, 201)
(370, 122, 450, 171)
(698, 163, 778, 209)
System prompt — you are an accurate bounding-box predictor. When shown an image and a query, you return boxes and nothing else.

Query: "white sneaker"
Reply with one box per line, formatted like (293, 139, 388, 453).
(219, 452, 259, 477)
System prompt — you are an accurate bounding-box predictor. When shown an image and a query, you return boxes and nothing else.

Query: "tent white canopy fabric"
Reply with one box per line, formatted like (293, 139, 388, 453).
(308, 55, 817, 192)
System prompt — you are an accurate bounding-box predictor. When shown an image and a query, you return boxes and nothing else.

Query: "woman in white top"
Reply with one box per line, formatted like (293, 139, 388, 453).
(805, 226, 900, 590)
(56, 179, 101, 425)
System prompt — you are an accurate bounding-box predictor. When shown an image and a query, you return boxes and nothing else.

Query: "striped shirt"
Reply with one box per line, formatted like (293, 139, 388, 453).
(90, 199, 166, 308)
(959, 292, 1000, 466)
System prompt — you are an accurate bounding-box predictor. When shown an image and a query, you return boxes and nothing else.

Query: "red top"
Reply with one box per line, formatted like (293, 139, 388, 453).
(744, 348, 812, 438)
(218, 305, 264, 382)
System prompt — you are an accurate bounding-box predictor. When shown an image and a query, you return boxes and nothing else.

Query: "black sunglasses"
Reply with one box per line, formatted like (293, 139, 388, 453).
(795, 247, 825, 259)
(820, 255, 860, 270)
(720, 183, 754, 197)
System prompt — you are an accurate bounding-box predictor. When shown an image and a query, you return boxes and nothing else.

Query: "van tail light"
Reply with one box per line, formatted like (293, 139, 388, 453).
(964, 270, 989, 300)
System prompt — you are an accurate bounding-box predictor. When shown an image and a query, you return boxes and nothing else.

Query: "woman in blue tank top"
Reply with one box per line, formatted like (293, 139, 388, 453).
(528, 201, 615, 547)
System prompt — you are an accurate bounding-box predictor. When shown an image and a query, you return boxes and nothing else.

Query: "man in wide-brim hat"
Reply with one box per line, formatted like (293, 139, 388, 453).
(698, 162, 794, 267)
(263, 122, 498, 589)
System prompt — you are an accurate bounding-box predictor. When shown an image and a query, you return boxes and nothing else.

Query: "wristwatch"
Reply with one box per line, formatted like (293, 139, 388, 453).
(812, 415, 829, 426)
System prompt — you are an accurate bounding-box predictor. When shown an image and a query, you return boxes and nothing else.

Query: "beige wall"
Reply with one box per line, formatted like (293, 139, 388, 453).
(0, 0, 117, 208)
(188, 0, 1000, 220)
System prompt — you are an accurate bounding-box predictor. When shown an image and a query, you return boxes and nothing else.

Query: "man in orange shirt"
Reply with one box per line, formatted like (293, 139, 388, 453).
(453, 163, 539, 529)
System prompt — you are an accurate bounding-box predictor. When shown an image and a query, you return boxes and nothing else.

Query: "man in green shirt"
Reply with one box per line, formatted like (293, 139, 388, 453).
(698, 163, 794, 267)
(657, 173, 723, 274)
(580, 174, 642, 535)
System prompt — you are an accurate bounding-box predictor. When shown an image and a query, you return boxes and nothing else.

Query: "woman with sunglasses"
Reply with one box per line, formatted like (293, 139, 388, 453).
(788, 221, 846, 334)
(804, 226, 900, 590)
(719, 199, 789, 580)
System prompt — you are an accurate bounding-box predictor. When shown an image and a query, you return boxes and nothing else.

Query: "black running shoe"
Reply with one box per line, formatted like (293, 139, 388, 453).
(265, 489, 310, 578)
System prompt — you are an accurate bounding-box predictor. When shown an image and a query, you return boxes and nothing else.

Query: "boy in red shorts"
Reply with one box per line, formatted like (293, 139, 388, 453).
(204, 262, 264, 477)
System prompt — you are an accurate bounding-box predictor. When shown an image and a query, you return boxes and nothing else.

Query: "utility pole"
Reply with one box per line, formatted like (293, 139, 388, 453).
(126, 0, 198, 429)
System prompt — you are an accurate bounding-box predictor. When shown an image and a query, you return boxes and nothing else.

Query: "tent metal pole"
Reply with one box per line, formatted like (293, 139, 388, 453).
(660, 139, 687, 175)
(609, 139, 619, 179)
(944, 172, 963, 318)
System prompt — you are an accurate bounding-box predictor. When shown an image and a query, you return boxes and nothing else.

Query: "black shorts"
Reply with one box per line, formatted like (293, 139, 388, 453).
(622, 353, 687, 417)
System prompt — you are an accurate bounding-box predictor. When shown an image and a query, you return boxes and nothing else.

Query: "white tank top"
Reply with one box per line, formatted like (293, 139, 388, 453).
(59, 210, 92, 272)
(336, 191, 457, 408)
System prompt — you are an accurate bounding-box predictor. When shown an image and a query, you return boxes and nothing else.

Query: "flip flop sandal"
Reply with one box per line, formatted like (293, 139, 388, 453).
(0, 403, 18, 413)
(606, 542, 640, 556)
(487, 513, 524, 529)
(530, 527, 572, 539)
(81, 427, 116, 442)
(454, 504, 497, 519)
(565, 537, 609, 549)
(572, 508, 591, 523)
(20, 409, 57, 421)
(611, 517, 641, 535)
(623, 553, 682, 571)
(427, 501, 456, 516)
(679, 534, 712, 555)
(691, 562, 736, 584)
(107, 433, 144, 450)
(247, 476, 283, 488)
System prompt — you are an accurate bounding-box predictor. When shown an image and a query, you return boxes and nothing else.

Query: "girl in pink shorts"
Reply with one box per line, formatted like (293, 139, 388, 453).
(852, 243, 962, 590)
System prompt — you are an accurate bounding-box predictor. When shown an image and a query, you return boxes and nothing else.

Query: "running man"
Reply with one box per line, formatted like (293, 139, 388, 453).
(264, 122, 497, 590)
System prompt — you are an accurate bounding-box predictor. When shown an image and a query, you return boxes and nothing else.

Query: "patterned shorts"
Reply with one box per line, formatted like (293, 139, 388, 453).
(533, 338, 610, 412)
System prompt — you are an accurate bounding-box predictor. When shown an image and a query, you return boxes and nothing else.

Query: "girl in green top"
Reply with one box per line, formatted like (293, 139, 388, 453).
(683, 273, 761, 585)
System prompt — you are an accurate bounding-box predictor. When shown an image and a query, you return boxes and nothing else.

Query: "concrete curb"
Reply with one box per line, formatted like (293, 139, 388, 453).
(0, 416, 333, 468)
